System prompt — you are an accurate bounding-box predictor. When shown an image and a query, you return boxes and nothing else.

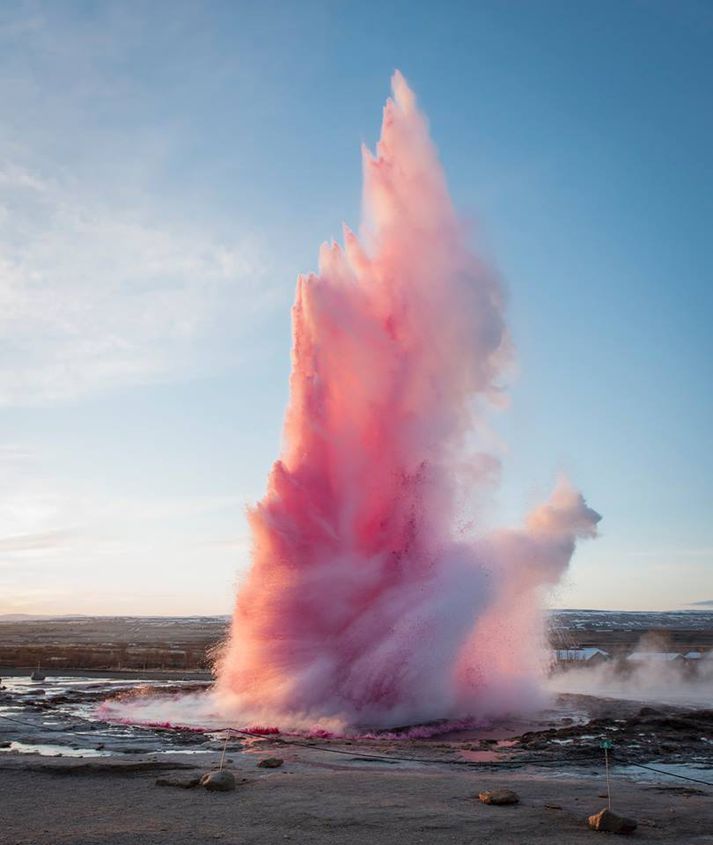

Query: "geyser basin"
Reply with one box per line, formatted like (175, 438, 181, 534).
(110, 71, 599, 734)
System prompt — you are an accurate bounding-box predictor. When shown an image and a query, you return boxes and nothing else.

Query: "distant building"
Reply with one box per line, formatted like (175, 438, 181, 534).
(627, 651, 685, 663)
(555, 647, 610, 666)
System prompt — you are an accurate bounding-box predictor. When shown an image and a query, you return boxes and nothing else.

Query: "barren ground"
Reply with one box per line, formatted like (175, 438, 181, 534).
(2, 750, 713, 845)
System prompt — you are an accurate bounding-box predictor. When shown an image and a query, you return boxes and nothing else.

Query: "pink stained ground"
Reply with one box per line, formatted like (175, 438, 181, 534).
(215, 72, 600, 732)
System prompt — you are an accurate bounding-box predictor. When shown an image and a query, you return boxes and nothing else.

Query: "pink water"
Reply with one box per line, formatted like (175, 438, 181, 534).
(210, 72, 599, 732)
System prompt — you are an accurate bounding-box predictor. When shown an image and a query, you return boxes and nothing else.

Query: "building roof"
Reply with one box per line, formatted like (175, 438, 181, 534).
(555, 648, 609, 661)
(627, 651, 683, 662)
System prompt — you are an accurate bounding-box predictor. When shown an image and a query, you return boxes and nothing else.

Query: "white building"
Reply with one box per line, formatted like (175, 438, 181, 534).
(627, 651, 685, 663)
(555, 647, 610, 664)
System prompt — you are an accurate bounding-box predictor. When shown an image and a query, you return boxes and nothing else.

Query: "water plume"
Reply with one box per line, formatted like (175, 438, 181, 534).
(212, 71, 600, 732)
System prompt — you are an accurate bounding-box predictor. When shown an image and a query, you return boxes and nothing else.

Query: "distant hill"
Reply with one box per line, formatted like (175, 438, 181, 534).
(0, 613, 228, 622)
(0, 613, 89, 622)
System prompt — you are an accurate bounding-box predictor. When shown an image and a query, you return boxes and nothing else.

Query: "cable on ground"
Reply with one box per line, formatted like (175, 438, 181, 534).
(1, 711, 711, 786)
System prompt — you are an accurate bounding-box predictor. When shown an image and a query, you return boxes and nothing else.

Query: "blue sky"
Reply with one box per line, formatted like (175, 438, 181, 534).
(0, 0, 711, 614)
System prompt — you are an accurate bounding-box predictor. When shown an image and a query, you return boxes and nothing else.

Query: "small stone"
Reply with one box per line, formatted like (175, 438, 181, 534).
(588, 808, 637, 834)
(258, 757, 284, 768)
(478, 789, 519, 805)
(200, 770, 236, 792)
(155, 774, 201, 789)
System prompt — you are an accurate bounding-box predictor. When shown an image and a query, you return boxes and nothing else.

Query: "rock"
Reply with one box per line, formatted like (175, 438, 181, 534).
(478, 789, 519, 805)
(155, 774, 201, 789)
(258, 757, 284, 768)
(200, 770, 236, 792)
(0, 741, 11, 749)
(588, 808, 637, 834)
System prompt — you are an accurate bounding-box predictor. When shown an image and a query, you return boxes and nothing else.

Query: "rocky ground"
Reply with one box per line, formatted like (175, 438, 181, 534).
(1, 671, 712, 843)
(507, 697, 713, 768)
(2, 745, 713, 844)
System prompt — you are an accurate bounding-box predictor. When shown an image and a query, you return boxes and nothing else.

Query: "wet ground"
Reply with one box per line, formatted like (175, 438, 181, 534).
(3, 669, 713, 845)
(1, 669, 711, 788)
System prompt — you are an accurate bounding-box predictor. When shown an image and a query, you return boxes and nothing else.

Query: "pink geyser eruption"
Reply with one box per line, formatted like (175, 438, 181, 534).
(216, 72, 600, 730)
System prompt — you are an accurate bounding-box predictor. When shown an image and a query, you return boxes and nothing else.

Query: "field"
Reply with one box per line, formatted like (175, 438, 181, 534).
(0, 615, 226, 672)
(1, 609, 712, 673)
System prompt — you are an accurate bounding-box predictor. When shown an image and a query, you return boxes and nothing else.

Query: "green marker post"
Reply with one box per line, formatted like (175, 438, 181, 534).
(601, 739, 613, 809)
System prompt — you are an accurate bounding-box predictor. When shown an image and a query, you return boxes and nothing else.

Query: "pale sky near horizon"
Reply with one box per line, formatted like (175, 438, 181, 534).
(1, 0, 711, 616)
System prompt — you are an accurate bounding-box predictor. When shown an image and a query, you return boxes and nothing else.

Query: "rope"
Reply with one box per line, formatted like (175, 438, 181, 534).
(618, 761, 713, 787)
(2, 712, 712, 786)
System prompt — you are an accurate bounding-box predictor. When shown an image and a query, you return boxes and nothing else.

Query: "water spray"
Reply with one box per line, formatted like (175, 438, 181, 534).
(215, 70, 600, 732)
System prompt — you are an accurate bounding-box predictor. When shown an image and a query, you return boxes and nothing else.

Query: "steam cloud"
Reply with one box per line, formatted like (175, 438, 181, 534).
(549, 633, 713, 706)
(211, 72, 601, 731)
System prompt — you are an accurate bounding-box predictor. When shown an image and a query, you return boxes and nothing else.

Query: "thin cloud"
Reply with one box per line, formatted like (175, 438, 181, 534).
(0, 7, 277, 406)
(0, 529, 73, 553)
(0, 163, 270, 405)
(627, 548, 713, 558)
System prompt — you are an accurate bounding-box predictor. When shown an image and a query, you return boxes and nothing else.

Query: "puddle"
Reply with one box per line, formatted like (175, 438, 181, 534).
(0, 741, 111, 758)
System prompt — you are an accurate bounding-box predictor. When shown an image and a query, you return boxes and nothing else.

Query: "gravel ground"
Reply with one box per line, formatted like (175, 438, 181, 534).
(2, 750, 713, 845)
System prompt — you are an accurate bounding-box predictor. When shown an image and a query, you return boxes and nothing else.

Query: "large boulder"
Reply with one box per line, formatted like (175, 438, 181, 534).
(588, 808, 637, 834)
(200, 770, 236, 792)
(478, 789, 519, 805)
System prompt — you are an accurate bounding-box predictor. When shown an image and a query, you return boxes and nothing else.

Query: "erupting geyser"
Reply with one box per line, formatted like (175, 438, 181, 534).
(215, 72, 600, 731)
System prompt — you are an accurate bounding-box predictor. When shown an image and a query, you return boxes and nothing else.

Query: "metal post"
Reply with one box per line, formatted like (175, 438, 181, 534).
(601, 738, 613, 810)
(219, 731, 229, 772)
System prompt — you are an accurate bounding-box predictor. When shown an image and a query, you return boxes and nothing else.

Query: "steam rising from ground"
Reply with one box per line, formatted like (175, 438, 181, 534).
(549, 635, 713, 706)
(207, 72, 600, 732)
